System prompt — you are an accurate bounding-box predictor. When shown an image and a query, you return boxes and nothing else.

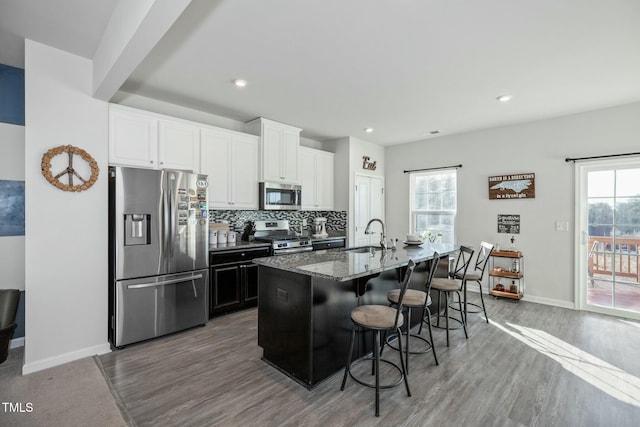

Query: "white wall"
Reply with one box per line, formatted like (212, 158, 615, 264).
(385, 101, 640, 307)
(0, 122, 25, 290)
(24, 40, 110, 373)
(327, 136, 385, 244)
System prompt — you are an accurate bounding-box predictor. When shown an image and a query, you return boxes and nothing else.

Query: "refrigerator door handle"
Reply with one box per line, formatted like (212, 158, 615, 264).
(127, 274, 204, 289)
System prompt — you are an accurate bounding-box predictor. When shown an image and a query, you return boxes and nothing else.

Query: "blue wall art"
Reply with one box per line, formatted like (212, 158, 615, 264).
(0, 64, 25, 125)
(0, 180, 25, 236)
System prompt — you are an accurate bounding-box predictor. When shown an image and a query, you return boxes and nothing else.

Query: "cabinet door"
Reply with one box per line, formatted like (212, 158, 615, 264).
(316, 151, 334, 210)
(201, 129, 232, 208)
(158, 119, 199, 171)
(299, 148, 316, 209)
(109, 107, 158, 168)
(262, 124, 283, 181)
(210, 265, 241, 316)
(281, 129, 299, 183)
(242, 263, 259, 305)
(231, 134, 259, 209)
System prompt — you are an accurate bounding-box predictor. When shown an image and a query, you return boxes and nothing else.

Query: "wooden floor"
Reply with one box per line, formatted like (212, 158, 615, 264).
(99, 295, 640, 427)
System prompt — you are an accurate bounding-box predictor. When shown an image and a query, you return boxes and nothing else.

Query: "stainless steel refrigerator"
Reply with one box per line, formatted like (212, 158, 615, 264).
(108, 166, 209, 348)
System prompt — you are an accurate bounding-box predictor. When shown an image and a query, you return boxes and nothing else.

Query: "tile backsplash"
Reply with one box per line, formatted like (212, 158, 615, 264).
(208, 210, 347, 233)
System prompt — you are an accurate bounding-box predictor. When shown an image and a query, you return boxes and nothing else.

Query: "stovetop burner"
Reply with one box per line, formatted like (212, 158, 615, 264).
(252, 220, 313, 254)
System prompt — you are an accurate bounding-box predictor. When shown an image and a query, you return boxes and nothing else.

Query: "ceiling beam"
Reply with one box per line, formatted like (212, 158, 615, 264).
(92, 0, 192, 101)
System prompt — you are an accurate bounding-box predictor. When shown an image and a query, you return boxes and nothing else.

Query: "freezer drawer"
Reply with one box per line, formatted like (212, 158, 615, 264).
(115, 269, 208, 347)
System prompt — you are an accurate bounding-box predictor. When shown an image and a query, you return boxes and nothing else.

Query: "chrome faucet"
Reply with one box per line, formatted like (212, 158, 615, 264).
(364, 218, 387, 250)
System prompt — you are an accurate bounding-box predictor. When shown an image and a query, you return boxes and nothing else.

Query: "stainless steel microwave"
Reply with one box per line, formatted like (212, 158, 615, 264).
(259, 182, 302, 210)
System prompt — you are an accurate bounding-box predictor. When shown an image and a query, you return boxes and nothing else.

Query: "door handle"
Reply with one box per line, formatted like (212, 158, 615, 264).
(128, 274, 203, 289)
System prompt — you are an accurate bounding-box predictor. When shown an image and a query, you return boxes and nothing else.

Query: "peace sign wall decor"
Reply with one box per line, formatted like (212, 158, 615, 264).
(41, 145, 100, 192)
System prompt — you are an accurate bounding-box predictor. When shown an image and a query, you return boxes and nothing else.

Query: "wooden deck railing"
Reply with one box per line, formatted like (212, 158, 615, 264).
(588, 236, 640, 283)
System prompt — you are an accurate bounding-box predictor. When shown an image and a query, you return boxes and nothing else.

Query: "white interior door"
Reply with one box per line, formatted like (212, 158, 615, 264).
(576, 158, 640, 320)
(354, 174, 385, 247)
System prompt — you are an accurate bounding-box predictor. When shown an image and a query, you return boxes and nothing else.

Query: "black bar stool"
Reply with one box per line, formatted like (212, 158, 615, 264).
(450, 241, 494, 323)
(385, 252, 445, 372)
(340, 259, 416, 417)
(431, 246, 474, 346)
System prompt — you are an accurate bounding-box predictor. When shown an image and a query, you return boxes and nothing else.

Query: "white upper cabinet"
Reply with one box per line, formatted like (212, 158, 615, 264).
(109, 104, 199, 172)
(200, 127, 259, 209)
(299, 147, 334, 210)
(109, 106, 159, 168)
(158, 119, 199, 171)
(247, 117, 301, 183)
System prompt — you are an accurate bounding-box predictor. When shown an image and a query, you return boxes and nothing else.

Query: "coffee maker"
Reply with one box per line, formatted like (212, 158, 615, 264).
(312, 217, 328, 238)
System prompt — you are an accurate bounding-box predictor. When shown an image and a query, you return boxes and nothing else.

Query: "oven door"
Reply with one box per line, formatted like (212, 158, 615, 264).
(259, 182, 301, 210)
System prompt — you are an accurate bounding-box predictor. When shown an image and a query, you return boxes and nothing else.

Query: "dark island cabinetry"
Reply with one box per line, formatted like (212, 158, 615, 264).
(209, 246, 270, 317)
(256, 249, 452, 388)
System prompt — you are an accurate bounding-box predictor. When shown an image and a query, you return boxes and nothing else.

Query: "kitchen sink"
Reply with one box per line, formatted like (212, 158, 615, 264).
(342, 245, 382, 253)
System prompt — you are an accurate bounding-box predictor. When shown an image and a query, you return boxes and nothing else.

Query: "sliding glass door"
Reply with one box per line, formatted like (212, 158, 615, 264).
(576, 158, 640, 319)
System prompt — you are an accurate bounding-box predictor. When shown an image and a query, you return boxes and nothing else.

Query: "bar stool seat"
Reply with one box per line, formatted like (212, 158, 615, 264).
(351, 305, 400, 329)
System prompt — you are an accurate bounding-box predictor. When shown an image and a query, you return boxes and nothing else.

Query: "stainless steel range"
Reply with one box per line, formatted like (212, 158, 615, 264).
(253, 220, 312, 255)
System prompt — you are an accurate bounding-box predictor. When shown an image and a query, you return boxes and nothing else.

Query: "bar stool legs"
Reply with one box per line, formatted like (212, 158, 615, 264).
(341, 326, 411, 417)
(435, 290, 468, 347)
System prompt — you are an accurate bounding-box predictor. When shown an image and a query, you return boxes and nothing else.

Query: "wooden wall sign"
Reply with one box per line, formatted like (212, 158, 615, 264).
(498, 214, 520, 234)
(362, 156, 377, 171)
(488, 173, 535, 200)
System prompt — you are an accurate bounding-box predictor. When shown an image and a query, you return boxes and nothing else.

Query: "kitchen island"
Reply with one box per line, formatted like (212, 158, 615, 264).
(253, 242, 456, 388)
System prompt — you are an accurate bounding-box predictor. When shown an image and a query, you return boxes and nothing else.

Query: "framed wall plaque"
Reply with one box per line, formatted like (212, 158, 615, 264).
(488, 173, 535, 200)
(498, 214, 520, 234)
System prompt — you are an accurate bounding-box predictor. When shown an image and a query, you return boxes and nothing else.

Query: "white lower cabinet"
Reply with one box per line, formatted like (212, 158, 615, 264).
(201, 128, 258, 209)
(299, 147, 334, 210)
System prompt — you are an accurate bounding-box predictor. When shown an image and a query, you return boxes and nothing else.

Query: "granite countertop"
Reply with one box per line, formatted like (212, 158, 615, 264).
(253, 242, 457, 282)
(209, 240, 271, 252)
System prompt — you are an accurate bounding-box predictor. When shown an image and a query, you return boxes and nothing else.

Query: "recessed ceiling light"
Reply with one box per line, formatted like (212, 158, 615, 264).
(233, 79, 247, 88)
(496, 94, 512, 102)
(364, 128, 374, 133)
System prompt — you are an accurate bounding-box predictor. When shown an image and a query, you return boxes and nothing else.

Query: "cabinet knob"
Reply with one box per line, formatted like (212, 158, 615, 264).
(150, 160, 154, 164)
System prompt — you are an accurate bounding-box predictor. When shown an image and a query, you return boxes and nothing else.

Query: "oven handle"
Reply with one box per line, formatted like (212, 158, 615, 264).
(273, 246, 314, 255)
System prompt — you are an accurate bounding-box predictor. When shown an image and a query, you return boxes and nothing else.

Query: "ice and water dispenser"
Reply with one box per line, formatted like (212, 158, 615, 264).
(124, 214, 151, 246)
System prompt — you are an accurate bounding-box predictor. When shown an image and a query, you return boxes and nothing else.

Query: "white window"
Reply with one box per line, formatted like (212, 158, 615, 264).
(410, 169, 457, 244)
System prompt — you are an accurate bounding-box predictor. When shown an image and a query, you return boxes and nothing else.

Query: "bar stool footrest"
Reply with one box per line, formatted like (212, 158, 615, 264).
(347, 357, 404, 390)
(431, 315, 465, 330)
(450, 301, 483, 314)
(386, 333, 433, 354)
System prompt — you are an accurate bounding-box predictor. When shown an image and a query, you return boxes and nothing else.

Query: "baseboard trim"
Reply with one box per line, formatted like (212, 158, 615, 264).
(520, 294, 575, 309)
(467, 287, 575, 310)
(9, 337, 25, 349)
(22, 342, 112, 375)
